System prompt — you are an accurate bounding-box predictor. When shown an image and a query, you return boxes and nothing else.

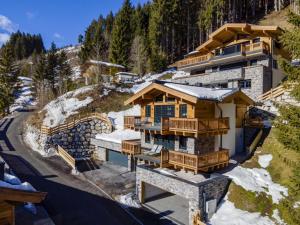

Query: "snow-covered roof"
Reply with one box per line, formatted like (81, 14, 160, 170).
(89, 60, 125, 69)
(164, 83, 239, 101)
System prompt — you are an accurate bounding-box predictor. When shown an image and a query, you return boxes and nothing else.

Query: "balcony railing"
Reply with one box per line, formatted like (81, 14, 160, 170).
(176, 41, 269, 68)
(124, 116, 141, 129)
(121, 140, 141, 155)
(168, 149, 229, 173)
(168, 117, 230, 134)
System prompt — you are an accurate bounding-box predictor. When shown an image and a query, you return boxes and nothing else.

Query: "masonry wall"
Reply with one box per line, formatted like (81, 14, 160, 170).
(45, 118, 111, 159)
(136, 165, 230, 224)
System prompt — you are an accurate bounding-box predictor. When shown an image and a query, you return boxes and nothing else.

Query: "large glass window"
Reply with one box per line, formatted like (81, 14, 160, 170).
(154, 105, 175, 124)
(238, 79, 251, 89)
(223, 44, 241, 55)
(145, 133, 151, 143)
(179, 104, 187, 118)
(145, 105, 151, 117)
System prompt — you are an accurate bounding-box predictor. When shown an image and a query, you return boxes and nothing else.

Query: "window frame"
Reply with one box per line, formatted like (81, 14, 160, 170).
(145, 133, 151, 144)
(179, 136, 188, 150)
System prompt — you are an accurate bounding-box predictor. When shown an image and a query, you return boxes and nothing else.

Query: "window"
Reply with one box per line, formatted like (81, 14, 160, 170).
(223, 44, 241, 55)
(179, 136, 188, 150)
(166, 97, 176, 102)
(155, 94, 163, 102)
(253, 38, 260, 43)
(250, 59, 257, 66)
(145, 133, 151, 143)
(219, 61, 247, 71)
(238, 79, 251, 89)
(145, 105, 151, 117)
(191, 69, 205, 75)
(179, 104, 187, 118)
(273, 60, 278, 69)
(154, 135, 175, 150)
(154, 105, 175, 124)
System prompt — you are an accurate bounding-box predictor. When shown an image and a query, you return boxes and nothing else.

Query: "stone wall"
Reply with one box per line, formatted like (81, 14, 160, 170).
(136, 165, 230, 224)
(45, 118, 111, 159)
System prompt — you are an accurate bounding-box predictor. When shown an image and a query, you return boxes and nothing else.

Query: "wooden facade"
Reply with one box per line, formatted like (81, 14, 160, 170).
(172, 23, 290, 69)
(123, 82, 254, 173)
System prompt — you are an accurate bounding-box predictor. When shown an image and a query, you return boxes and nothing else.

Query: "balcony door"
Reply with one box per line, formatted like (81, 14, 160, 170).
(154, 105, 175, 125)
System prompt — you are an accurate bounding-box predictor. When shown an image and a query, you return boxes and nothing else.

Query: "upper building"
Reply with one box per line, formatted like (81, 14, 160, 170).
(171, 23, 290, 99)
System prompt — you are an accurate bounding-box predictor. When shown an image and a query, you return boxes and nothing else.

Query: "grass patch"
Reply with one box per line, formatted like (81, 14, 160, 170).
(228, 183, 274, 216)
(160, 73, 174, 80)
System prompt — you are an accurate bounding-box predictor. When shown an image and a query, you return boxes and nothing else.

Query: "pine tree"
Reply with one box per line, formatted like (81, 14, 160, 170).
(33, 53, 47, 106)
(275, 11, 300, 152)
(57, 50, 72, 95)
(0, 46, 19, 114)
(109, 0, 134, 67)
(46, 42, 59, 96)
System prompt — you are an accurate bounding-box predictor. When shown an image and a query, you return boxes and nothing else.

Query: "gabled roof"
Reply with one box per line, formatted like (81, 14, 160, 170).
(125, 81, 254, 105)
(195, 23, 282, 54)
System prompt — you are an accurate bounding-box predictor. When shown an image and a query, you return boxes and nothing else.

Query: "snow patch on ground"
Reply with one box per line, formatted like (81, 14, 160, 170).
(10, 76, 37, 113)
(96, 105, 141, 143)
(225, 166, 288, 204)
(4, 173, 21, 185)
(258, 154, 273, 168)
(71, 66, 81, 81)
(294, 201, 300, 208)
(209, 196, 276, 225)
(42, 86, 95, 127)
(272, 209, 286, 225)
(24, 124, 55, 157)
(119, 193, 141, 208)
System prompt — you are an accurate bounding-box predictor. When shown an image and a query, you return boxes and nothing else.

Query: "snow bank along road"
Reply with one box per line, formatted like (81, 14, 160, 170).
(0, 110, 140, 225)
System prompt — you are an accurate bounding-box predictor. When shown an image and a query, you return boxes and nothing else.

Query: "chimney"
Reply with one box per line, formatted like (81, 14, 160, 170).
(0, 161, 5, 180)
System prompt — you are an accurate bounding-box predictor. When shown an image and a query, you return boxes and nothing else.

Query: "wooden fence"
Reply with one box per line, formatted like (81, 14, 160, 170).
(57, 145, 77, 170)
(258, 85, 285, 101)
(41, 112, 112, 136)
(247, 129, 263, 155)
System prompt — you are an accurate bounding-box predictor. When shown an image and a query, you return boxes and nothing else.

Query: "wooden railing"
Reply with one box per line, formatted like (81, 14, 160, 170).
(121, 140, 141, 155)
(175, 41, 269, 68)
(41, 112, 112, 136)
(168, 149, 229, 173)
(124, 116, 142, 129)
(258, 85, 285, 101)
(57, 145, 77, 170)
(168, 117, 230, 134)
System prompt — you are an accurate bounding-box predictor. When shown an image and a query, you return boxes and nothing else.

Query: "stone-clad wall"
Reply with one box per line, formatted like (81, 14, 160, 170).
(44, 119, 111, 159)
(136, 165, 230, 224)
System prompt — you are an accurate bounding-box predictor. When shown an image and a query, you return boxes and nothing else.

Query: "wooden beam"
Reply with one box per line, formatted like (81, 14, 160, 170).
(0, 187, 47, 204)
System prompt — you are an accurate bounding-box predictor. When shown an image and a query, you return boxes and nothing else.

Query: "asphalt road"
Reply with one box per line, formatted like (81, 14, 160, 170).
(0, 110, 142, 225)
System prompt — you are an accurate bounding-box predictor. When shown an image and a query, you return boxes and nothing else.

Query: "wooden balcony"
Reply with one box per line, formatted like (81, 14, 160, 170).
(175, 41, 270, 68)
(168, 117, 230, 135)
(124, 116, 141, 129)
(122, 140, 141, 155)
(167, 149, 229, 173)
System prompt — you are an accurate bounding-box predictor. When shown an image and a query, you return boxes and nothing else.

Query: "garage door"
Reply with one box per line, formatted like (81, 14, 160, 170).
(108, 150, 128, 167)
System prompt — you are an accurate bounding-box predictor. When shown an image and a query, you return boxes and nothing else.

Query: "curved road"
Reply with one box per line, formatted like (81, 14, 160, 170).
(0, 110, 141, 225)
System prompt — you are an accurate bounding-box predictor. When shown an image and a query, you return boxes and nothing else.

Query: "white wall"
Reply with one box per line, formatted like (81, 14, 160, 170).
(215, 103, 236, 157)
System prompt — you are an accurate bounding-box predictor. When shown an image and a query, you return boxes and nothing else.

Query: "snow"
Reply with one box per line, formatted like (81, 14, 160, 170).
(95, 129, 140, 144)
(107, 105, 141, 130)
(4, 173, 21, 185)
(10, 76, 37, 113)
(89, 60, 125, 69)
(24, 124, 55, 157)
(272, 209, 286, 225)
(209, 196, 276, 225)
(140, 70, 189, 82)
(258, 154, 273, 168)
(164, 83, 238, 101)
(130, 81, 151, 94)
(119, 193, 141, 208)
(225, 166, 288, 204)
(96, 105, 141, 143)
(0, 180, 36, 192)
(294, 201, 300, 208)
(71, 66, 81, 81)
(24, 202, 37, 215)
(42, 86, 95, 127)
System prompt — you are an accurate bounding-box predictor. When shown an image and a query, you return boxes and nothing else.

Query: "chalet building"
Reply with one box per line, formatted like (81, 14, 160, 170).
(171, 23, 290, 99)
(90, 81, 256, 225)
(115, 72, 139, 84)
(83, 60, 125, 85)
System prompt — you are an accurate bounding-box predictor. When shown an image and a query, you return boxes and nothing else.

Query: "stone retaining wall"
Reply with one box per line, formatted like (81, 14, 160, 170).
(44, 119, 111, 159)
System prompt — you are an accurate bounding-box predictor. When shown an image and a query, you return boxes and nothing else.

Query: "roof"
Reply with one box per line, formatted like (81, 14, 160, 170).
(89, 60, 125, 69)
(195, 23, 282, 54)
(125, 81, 254, 105)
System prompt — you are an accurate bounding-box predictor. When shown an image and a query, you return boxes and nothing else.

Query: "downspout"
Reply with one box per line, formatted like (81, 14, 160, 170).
(216, 102, 223, 150)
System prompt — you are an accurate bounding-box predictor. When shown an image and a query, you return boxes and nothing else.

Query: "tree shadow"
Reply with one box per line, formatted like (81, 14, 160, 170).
(0, 152, 176, 225)
(0, 118, 15, 152)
